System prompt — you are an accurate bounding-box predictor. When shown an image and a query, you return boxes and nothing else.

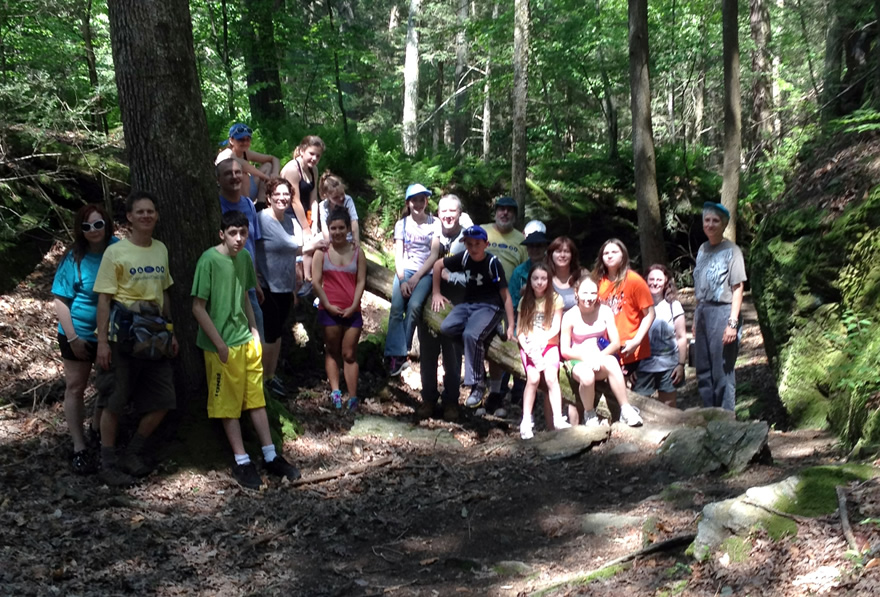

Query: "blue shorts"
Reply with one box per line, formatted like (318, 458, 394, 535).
(318, 310, 363, 329)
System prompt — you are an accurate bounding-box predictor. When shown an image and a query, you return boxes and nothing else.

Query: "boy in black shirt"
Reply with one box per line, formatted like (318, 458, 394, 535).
(431, 226, 515, 409)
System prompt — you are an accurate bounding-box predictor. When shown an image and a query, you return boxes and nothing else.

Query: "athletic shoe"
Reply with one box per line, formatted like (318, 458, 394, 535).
(71, 450, 98, 475)
(296, 281, 314, 297)
(232, 462, 262, 490)
(474, 407, 487, 416)
(121, 451, 154, 478)
(620, 404, 643, 427)
(330, 389, 343, 409)
(346, 396, 359, 412)
(465, 387, 483, 409)
(266, 376, 286, 396)
(553, 417, 572, 430)
(388, 356, 409, 377)
(264, 455, 301, 481)
(484, 391, 504, 413)
(99, 466, 135, 488)
(493, 407, 508, 418)
(520, 420, 534, 440)
(416, 401, 437, 420)
(583, 411, 600, 427)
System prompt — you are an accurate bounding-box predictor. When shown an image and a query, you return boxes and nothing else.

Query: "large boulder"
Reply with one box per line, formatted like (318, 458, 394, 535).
(750, 130, 880, 443)
(658, 419, 771, 476)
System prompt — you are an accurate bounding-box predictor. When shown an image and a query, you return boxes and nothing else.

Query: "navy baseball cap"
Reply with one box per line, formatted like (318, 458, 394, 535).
(521, 231, 550, 245)
(462, 225, 488, 241)
(494, 196, 518, 210)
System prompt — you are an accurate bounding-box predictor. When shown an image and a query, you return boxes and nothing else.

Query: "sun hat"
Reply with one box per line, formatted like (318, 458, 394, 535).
(405, 183, 432, 201)
(228, 123, 253, 140)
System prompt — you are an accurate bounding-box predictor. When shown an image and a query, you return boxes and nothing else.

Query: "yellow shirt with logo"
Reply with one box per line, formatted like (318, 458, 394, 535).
(93, 238, 173, 309)
(483, 224, 527, 281)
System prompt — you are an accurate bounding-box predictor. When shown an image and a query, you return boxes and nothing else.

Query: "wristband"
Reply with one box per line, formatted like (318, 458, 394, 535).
(68, 334, 79, 342)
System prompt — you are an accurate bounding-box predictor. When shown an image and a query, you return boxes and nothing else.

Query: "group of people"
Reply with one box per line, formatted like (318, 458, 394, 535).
(52, 120, 746, 489)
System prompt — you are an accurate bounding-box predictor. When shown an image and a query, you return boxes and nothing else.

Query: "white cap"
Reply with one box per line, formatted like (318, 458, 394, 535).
(523, 220, 546, 236)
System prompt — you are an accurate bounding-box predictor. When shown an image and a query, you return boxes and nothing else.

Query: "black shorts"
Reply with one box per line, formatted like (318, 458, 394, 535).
(58, 332, 97, 362)
(261, 288, 293, 343)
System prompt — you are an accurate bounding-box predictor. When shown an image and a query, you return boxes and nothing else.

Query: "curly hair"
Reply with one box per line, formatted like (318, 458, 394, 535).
(266, 177, 291, 198)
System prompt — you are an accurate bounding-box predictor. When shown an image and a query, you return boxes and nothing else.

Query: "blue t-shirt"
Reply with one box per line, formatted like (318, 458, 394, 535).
(52, 237, 119, 342)
(218, 194, 262, 267)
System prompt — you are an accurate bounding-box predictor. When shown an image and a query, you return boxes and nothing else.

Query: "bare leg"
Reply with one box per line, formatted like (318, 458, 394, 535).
(543, 369, 564, 424)
(62, 359, 91, 452)
(221, 418, 246, 455)
(101, 409, 119, 448)
(136, 409, 168, 439)
(341, 326, 362, 396)
(248, 407, 274, 447)
(597, 354, 631, 408)
(573, 363, 597, 411)
(522, 370, 540, 426)
(262, 339, 282, 380)
(323, 325, 343, 391)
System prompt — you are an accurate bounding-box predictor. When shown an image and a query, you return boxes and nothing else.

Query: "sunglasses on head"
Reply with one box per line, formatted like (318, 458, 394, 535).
(81, 219, 106, 232)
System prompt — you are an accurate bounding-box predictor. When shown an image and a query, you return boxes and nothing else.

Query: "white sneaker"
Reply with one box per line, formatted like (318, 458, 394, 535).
(583, 410, 600, 427)
(553, 417, 572, 430)
(620, 404, 643, 427)
(520, 420, 534, 440)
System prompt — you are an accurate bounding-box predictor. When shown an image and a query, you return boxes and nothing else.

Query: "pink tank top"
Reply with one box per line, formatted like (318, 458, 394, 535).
(570, 313, 607, 349)
(321, 246, 360, 311)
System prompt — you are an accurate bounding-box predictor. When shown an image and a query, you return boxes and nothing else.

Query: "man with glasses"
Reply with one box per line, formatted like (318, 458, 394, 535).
(215, 123, 280, 207)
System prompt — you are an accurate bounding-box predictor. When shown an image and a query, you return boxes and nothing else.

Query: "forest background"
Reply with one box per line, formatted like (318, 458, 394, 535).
(1, 0, 879, 450)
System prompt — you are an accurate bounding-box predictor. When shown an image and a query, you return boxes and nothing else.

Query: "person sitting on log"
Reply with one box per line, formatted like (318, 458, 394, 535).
(431, 225, 515, 411)
(560, 276, 643, 427)
(215, 123, 280, 208)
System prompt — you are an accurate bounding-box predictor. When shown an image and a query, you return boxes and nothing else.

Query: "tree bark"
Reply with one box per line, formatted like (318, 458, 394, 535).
(79, 0, 108, 135)
(628, 0, 666, 267)
(402, 0, 421, 156)
(107, 0, 221, 446)
(821, 0, 844, 120)
(721, 0, 742, 242)
(452, 0, 469, 153)
(241, 0, 284, 121)
(511, 0, 529, 221)
(482, 2, 497, 162)
(748, 0, 773, 159)
(434, 61, 444, 152)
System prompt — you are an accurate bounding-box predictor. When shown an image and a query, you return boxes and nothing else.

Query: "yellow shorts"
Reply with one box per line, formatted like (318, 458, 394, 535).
(204, 338, 265, 419)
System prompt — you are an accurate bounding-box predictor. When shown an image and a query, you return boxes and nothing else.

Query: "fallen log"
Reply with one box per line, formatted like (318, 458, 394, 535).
(364, 258, 671, 421)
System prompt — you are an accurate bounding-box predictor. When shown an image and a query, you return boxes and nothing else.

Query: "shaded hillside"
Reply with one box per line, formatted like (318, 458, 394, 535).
(751, 127, 880, 449)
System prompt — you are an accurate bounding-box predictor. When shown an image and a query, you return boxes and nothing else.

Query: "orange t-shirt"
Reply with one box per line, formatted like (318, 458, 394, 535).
(598, 269, 654, 364)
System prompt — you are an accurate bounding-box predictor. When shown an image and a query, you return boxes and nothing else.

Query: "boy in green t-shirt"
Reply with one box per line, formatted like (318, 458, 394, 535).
(191, 211, 301, 489)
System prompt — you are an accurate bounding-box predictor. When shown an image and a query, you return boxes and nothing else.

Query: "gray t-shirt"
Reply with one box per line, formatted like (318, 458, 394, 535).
(256, 210, 301, 293)
(317, 194, 359, 238)
(693, 239, 747, 303)
(639, 298, 685, 372)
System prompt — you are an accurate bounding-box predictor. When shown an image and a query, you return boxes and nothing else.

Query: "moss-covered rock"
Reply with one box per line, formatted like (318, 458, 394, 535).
(751, 130, 880, 441)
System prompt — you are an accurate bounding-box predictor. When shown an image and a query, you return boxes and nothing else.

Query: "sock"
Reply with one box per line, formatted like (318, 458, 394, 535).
(128, 433, 147, 455)
(584, 409, 597, 420)
(489, 379, 502, 394)
(261, 444, 277, 463)
(101, 446, 117, 470)
(234, 453, 251, 466)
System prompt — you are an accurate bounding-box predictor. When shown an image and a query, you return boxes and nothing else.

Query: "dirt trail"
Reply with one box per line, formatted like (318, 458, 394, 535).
(2, 245, 875, 597)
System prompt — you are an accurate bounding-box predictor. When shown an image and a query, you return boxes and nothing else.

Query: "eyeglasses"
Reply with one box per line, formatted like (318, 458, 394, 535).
(81, 220, 106, 232)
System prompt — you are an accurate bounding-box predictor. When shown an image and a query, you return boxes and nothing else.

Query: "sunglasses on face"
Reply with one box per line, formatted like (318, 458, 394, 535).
(81, 219, 106, 232)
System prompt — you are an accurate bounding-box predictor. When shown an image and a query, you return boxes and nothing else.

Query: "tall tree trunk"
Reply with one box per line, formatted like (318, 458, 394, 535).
(667, 0, 676, 144)
(874, 0, 880, 109)
(693, 56, 706, 146)
(821, 0, 844, 120)
(748, 0, 772, 159)
(595, 0, 618, 160)
(721, 0, 742, 241)
(326, 0, 349, 137)
(511, 0, 529, 219)
(106, 0, 221, 445)
(206, 0, 237, 120)
(241, 0, 284, 121)
(434, 61, 444, 152)
(628, 0, 666, 267)
(402, 0, 421, 156)
(452, 0, 469, 153)
(482, 2, 497, 162)
(79, 0, 108, 135)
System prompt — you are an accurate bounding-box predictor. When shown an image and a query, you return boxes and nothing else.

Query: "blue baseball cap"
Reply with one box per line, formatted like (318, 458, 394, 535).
(462, 225, 488, 241)
(494, 196, 518, 210)
(228, 123, 253, 140)
(703, 201, 730, 221)
(405, 183, 432, 201)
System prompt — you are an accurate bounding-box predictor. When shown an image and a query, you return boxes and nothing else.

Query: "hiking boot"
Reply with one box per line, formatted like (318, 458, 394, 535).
(388, 356, 409, 377)
(620, 404, 643, 427)
(484, 391, 504, 413)
(121, 451, 154, 478)
(71, 450, 98, 475)
(416, 401, 437, 420)
(465, 387, 483, 409)
(99, 466, 135, 488)
(264, 455, 301, 481)
(232, 462, 263, 490)
(265, 376, 286, 396)
(442, 403, 459, 422)
(520, 420, 534, 440)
